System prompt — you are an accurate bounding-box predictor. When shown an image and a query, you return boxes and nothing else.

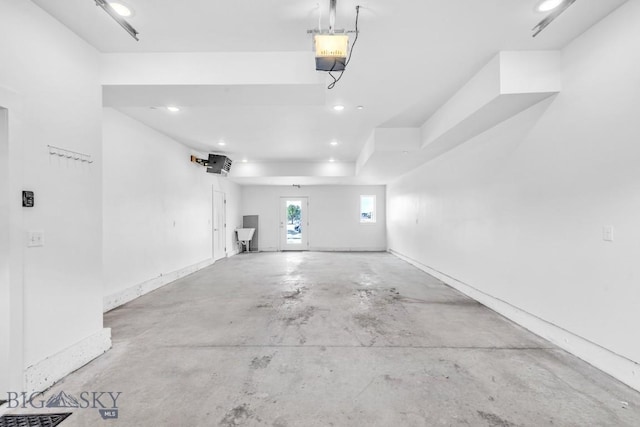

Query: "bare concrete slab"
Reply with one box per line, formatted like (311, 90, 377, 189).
(8, 252, 639, 426)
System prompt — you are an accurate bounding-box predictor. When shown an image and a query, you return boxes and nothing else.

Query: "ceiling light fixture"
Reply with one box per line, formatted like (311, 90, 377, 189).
(333, 105, 345, 112)
(308, 0, 362, 90)
(329, 158, 336, 163)
(532, 0, 577, 37)
(330, 141, 338, 146)
(218, 141, 226, 146)
(94, 0, 139, 41)
(166, 106, 180, 112)
(108, 2, 132, 17)
(535, 0, 564, 12)
(356, 105, 364, 110)
(242, 159, 248, 163)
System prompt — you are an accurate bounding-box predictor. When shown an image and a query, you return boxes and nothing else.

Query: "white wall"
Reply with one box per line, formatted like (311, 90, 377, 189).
(387, 1, 640, 390)
(241, 185, 386, 251)
(0, 0, 107, 390)
(103, 108, 242, 304)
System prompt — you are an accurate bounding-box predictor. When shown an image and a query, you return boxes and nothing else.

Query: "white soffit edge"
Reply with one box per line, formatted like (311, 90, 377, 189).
(230, 162, 356, 179)
(354, 51, 561, 181)
(356, 128, 422, 178)
(420, 51, 561, 154)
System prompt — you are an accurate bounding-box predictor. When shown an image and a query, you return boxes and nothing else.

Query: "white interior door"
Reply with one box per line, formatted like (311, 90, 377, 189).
(213, 190, 226, 261)
(280, 197, 308, 251)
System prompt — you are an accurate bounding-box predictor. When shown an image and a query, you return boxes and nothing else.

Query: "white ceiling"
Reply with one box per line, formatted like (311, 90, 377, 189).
(32, 0, 628, 183)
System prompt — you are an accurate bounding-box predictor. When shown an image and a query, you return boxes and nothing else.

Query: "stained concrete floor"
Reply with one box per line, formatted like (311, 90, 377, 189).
(11, 252, 640, 426)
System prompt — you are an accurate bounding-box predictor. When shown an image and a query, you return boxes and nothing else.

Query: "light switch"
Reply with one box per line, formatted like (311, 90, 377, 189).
(27, 231, 44, 247)
(603, 225, 614, 242)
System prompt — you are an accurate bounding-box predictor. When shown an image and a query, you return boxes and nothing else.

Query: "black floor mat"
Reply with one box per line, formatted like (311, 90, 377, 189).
(0, 413, 71, 427)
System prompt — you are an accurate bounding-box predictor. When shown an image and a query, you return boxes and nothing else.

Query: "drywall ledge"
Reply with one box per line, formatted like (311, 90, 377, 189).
(103, 258, 214, 312)
(230, 162, 355, 179)
(351, 52, 561, 182)
(389, 249, 640, 393)
(100, 52, 322, 86)
(355, 128, 425, 179)
(24, 329, 112, 394)
(420, 51, 561, 162)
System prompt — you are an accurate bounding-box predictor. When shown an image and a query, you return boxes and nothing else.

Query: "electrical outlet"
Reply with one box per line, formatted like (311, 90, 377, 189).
(602, 225, 614, 242)
(27, 231, 44, 247)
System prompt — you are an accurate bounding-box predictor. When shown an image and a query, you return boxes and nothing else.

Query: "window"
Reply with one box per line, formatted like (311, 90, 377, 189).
(360, 195, 376, 223)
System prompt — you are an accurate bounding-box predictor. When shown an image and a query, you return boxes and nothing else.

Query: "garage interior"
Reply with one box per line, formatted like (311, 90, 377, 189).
(1, 0, 639, 425)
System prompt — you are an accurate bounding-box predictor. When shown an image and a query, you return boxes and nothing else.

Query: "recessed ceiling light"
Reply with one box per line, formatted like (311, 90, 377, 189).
(330, 141, 338, 146)
(166, 106, 180, 112)
(329, 158, 336, 163)
(356, 105, 364, 110)
(218, 141, 226, 146)
(108, 2, 132, 17)
(535, 0, 565, 12)
(242, 159, 248, 163)
(333, 105, 345, 112)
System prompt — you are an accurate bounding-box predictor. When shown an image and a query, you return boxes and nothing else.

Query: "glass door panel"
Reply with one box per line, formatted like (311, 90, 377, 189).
(280, 197, 308, 250)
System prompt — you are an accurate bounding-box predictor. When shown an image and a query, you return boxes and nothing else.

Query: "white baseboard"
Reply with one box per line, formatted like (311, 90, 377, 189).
(310, 247, 387, 252)
(252, 248, 387, 252)
(103, 258, 214, 313)
(389, 249, 640, 392)
(24, 328, 111, 394)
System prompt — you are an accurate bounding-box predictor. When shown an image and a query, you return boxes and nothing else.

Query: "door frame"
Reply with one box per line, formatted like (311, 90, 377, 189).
(212, 189, 226, 261)
(1, 87, 25, 395)
(279, 196, 309, 251)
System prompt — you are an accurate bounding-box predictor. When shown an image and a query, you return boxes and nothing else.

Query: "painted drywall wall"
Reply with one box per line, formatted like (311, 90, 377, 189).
(103, 108, 242, 303)
(241, 185, 386, 251)
(0, 0, 107, 385)
(387, 1, 640, 389)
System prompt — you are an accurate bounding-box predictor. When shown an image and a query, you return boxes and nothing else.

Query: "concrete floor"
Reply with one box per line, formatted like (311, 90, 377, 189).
(10, 252, 640, 426)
